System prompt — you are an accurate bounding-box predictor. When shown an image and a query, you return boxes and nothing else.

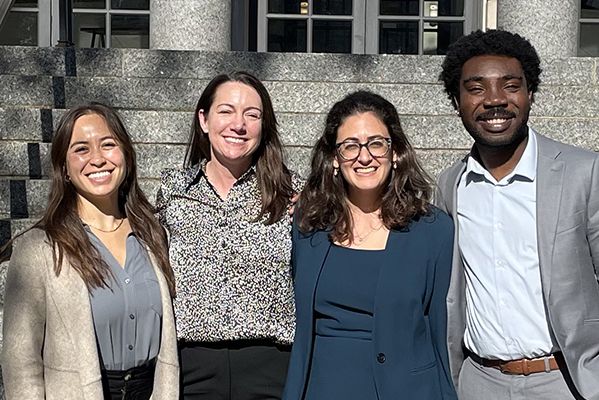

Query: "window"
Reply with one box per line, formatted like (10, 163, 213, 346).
(0, 0, 150, 48)
(258, 0, 365, 53)
(0, 0, 51, 46)
(72, 0, 150, 48)
(580, 0, 599, 56)
(257, 0, 476, 54)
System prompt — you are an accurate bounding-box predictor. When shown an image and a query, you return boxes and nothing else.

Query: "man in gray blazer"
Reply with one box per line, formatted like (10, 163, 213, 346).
(435, 29, 599, 400)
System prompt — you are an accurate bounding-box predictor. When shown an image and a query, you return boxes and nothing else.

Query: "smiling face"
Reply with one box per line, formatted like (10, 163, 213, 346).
(457, 54, 532, 148)
(65, 113, 126, 204)
(334, 112, 393, 201)
(199, 81, 263, 172)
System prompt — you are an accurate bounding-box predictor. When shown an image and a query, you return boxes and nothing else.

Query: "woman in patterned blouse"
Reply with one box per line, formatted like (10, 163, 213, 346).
(157, 71, 302, 400)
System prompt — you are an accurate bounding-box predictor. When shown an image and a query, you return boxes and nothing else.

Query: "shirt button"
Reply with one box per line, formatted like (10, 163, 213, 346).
(377, 353, 386, 364)
(125, 278, 131, 284)
(495, 260, 502, 267)
(507, 339, 514, 345)
(499, 300, 506, 306)
(128, 344, 133, 350)
(130, 314, 135, 319)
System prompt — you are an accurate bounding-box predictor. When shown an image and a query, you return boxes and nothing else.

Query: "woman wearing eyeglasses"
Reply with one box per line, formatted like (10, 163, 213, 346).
(282, 91, 457, 400)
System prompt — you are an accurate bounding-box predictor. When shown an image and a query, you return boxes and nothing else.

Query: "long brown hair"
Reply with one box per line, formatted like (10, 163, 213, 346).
(297, 91, 433, 243)
(185, 71, 294, 224)
(5, 103, 175, 296)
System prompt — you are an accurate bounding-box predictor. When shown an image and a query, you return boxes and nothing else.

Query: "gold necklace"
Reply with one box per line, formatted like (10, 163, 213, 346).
(81, 217, 124, 233)
(353, 222, 384, 243)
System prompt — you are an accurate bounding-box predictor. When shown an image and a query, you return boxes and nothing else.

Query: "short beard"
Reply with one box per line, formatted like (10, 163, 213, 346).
(465, 117, 529, 149)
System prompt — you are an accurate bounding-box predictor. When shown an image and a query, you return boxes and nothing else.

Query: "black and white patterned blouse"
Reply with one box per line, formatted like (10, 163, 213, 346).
(156, 161, 303, 345)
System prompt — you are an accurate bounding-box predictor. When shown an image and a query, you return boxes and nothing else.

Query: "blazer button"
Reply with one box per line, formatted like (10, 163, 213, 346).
(377, 353, 386, 364)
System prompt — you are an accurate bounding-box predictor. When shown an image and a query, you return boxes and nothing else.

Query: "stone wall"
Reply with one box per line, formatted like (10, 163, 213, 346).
(1, 46, 599, 396)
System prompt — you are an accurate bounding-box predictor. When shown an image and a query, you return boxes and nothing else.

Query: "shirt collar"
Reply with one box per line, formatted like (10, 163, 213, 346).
(197, 158, 257, 182)
(465, 127, 537, 185)
(186, 158, 257, 190)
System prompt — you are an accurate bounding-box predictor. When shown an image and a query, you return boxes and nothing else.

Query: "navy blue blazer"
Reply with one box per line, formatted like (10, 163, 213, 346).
(283, 208, 457, 400)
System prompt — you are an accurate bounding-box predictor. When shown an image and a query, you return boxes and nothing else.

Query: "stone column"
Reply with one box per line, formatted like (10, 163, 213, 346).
(497, 0, 578, 58)
(150, 0, 230, 51)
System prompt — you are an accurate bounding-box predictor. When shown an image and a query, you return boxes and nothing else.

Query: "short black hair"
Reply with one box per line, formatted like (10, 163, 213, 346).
(440, 29, 542, 108)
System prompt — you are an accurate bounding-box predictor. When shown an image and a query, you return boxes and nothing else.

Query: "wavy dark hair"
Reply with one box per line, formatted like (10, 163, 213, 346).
(3, 103, 176, 296)
(440, 29, 542, 109)
(297, 91, 433, 243)
(185, 71, 294, 224)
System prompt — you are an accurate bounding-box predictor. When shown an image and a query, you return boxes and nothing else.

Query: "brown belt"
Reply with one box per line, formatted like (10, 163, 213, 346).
(468, 352, 560, 375)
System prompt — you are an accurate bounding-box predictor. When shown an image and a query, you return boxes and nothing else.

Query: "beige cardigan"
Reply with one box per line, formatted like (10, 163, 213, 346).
(0, 228, 179, 400)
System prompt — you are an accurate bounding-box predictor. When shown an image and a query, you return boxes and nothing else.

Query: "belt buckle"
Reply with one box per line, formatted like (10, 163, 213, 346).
(498, 363, 510, 375)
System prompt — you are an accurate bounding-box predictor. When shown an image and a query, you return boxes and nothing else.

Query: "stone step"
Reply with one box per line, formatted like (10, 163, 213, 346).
(0, 177, 162, 220)
(1, 46, 597, 87)
(2, 72, 599, 118)
(3, 105, 599, 150)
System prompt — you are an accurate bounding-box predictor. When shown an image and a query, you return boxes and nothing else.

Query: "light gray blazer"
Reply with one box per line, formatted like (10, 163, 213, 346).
(0, 228, 180, 400)
(435, 131, 599, 400)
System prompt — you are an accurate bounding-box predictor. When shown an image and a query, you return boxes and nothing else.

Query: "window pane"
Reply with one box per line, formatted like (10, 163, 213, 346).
(313, 0, 352, 15)
(111, 0, 149, 10)
(423, 21, 462, 54)
(379, 21, 418, 54)
(73, 0, 106, 9)
(380, 0, 419, 16)
(268, 19, 307, 52)
(111, 14, 149, 48)
(73, 13, 106, 48)
(13, 0, 37, 8)
(269, 0, 301, 14)
(437, 0, 464, 16)
(581, 0, 599, 18)
(0, 11, 37, 45)
(579, 23, 599, 56)
(313, 20, 351, 53)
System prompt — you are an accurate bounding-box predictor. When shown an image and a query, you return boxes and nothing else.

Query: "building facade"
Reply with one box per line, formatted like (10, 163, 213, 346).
(0, 0, 599, 397)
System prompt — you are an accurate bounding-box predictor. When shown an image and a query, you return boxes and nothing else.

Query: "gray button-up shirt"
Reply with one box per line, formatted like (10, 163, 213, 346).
(86, 227, 162, 370)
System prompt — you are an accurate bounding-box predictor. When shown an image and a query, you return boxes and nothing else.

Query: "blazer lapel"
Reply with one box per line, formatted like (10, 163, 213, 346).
(297, 229, 333, 286)
(441, 160, 467, 307)
(535, 134, 565, 299)
(295, 229, 332, 389)
(48, 259, 103, 398)
(146, 248, 178, 366)
(440, 160, 468, 387)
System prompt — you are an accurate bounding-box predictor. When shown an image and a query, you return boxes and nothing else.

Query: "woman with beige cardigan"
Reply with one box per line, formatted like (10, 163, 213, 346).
(0, 103, 179, 400)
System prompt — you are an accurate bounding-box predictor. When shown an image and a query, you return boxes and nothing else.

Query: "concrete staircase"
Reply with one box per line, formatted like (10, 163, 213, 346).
(1, 45, 599, 397)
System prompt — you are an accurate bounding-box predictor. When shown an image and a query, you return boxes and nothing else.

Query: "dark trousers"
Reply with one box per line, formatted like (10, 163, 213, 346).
(101, 360, 155, 400)
(179, 340, 291, 400)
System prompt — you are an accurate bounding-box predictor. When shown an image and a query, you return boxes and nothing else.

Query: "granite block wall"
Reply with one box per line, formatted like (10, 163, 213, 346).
(0, 46, 598, 397)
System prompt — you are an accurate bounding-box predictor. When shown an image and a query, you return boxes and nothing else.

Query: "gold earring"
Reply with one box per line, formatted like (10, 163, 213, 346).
(65, 174, 71, 182)
(334, 167, 339, 177)
(393, 162, 397, 170)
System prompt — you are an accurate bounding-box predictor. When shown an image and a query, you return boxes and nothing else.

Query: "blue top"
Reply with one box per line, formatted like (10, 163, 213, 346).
(283, 208, 458, 400)
(87, 227, 162, 371)
(305, 244, 383, 399)
(314, 244, 382, 338)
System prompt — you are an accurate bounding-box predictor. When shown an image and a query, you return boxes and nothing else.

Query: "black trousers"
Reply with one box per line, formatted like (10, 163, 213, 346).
(101, 360, 155, 400)
(179, 340, 291, 400)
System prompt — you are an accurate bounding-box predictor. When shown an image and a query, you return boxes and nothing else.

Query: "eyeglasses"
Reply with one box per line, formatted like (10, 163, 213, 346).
(335, 137, 392, 161)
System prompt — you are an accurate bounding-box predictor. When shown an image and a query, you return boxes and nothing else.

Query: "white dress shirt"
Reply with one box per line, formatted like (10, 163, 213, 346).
(457, 129, 554, 360)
